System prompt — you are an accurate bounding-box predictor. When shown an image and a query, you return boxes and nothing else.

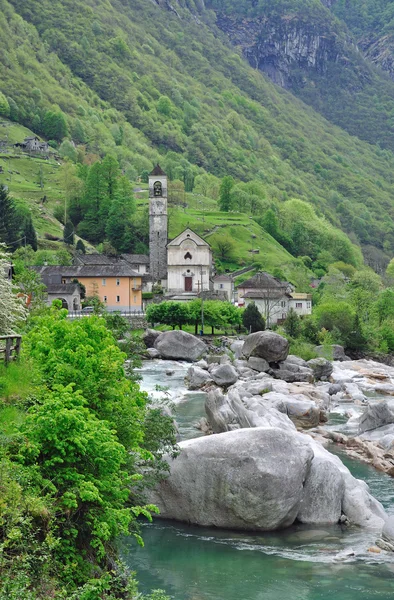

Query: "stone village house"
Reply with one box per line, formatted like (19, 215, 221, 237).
(15, 136, 49, 153)
(237, 272, 312, 326)
(33, 263, 143, 311)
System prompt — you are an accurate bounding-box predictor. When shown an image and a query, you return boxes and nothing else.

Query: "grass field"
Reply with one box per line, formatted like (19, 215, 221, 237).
(0, 120, 65, 239)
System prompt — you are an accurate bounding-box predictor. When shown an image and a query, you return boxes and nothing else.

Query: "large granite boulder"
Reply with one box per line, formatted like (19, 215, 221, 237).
(186, 366, 213, 390)
(315, 344, 350, 361)
(270, 367, 314, 384)
(307, 357, 333, 381)
(149, 428, 314, 531)
(382, 516, 394, 545)
(297, 458, 344, 524)
(145, 347, 160, 359)
(247, 356, 270, 373)
(262, 391, 321, 428)
(154, 330, 207, 361)
(358, 401, 394, 434)
(342, 478, 387, 529)
(211, 364, 238, 387)
(285, 355, 309, 368)
(242, 331, 289, 363)
(143, 328, 161, 348)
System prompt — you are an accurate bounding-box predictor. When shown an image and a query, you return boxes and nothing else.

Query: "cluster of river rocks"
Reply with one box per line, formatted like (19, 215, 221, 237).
(143, 328, 394, 548)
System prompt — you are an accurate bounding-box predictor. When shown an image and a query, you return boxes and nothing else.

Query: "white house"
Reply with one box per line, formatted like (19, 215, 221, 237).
(237, 271, 312, 325)
(167, 228, 212, 295)
(213, 274, 234, 302)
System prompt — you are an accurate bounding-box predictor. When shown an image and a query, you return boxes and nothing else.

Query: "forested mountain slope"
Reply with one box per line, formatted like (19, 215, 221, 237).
(2, 0, 394, 266)
(208, 0, 394, 152)
(332, 0, 394, 81)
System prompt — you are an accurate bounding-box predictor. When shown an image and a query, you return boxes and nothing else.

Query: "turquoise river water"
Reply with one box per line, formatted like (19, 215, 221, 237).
(120, 360, 394, 600)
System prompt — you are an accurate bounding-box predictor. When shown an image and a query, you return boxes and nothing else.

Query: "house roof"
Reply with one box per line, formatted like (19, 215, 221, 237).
(120, 253, 150, 264)
(150, 164, 166, 176)
(290, 293, 312, 300)
(168, 228, 210, 248)
(46, 284, 81, 295)
(33, 265, 140, 278)
(74, 254, 117, 265)
(213, 274, 233, 281)
(243, 290, 287, 300)
(238, 271, 290, 290)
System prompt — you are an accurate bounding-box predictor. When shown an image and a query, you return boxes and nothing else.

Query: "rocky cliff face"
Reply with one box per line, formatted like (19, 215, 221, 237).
(216, 14, 345, 89)
(359, 34, 394, 81)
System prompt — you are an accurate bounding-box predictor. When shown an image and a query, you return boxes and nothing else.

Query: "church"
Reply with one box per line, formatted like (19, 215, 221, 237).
(148, 165, 214, 298)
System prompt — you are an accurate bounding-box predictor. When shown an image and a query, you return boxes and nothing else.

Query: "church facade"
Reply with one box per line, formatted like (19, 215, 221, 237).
(167, 228, 212, 294)
(148, 165, 213, 296)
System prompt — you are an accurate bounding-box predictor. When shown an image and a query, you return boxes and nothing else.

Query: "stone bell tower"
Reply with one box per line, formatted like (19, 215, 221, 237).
(149, 164, 168, 284)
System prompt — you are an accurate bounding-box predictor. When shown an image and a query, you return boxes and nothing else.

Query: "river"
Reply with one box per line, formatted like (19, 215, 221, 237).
(121, 360, 394, 599)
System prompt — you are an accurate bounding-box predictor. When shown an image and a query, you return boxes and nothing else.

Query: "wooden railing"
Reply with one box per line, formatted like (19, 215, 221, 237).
(0, 335, 22, 366)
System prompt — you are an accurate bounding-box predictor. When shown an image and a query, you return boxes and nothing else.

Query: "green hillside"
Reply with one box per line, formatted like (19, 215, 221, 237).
(2, 0, 394, 270)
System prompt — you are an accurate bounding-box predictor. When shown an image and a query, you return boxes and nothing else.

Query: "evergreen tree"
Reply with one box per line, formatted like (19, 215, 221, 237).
(0, 185, 19, 251)
(346, 313, 368, 351)
(105, 177, 136, 252)
(242, 302, 265, 333)
(219, 176, 235, 212)
(63, 221, 74, 245)
(283, 308, 301, 338)
(0, 92, 10, 117)
(21, 214, 38, 251)
(80, 162, 108, 242)
(76, 239, 86, 254)
(101, 154, 120, 200)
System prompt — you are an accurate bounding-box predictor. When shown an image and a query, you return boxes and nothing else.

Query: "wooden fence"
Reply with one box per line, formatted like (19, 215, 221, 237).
(0, 335, 22, 366)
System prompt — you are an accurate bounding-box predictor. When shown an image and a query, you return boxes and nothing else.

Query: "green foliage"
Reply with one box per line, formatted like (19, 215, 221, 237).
(21, 214, 38, 251)
(0, 185, 20, 251)
(146, 299, 242, 333)
(288, 339, 317, 361)
(219, 176, 235, 211)
(0, 92, 10, 116)
(63, 221, 74, 245)
(76, 239, 86, 254)
(42, 110, 68, 141)
(314, 301, 355, 345)
(21, 384, 133, 570)
(0, 306, 177, 597)
(242, 302, 265, 333)
(375, 288, 394, 325)
(283, 307, 301, 338)
(211, 233, 236, 262)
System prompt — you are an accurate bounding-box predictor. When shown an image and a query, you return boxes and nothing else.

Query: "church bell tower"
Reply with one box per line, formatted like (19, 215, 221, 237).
(149, 164, 168, 284)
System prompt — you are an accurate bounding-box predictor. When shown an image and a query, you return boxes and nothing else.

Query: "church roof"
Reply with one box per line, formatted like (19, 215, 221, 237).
(167, 228, 210, 248)
(149, 164, 166, 176)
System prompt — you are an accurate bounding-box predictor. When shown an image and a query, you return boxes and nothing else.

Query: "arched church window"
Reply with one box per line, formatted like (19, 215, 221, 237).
(184, 252, 192, 260)
(154, 181, 162, 197)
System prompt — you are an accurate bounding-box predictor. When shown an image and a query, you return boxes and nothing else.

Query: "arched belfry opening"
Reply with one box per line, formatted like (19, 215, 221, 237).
(184, 252, 192, 260)
(154, 181, 162, 197)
